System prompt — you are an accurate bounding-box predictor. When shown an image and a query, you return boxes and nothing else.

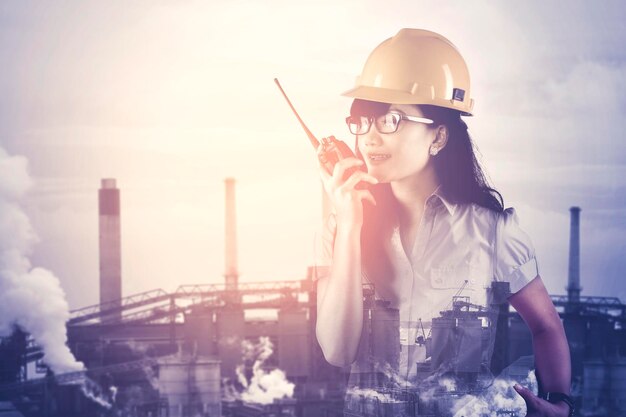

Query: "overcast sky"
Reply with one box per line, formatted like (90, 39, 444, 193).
(0, 1, 624, 310)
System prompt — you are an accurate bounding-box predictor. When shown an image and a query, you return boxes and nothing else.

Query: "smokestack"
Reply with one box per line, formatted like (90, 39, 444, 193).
(99, 179, 122, 322)
(567, 206, 582, 304)
(224, 178, 238, 294)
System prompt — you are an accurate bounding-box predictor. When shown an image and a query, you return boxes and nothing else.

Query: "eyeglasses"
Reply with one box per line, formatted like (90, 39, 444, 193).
(345, 112, 434, 135)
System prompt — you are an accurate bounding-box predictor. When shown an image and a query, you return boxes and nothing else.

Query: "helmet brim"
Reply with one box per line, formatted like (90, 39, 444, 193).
(341, 85, 473, 116)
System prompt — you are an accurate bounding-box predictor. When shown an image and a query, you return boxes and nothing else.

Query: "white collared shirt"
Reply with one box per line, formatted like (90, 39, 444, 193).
(314, 188, 538, 383)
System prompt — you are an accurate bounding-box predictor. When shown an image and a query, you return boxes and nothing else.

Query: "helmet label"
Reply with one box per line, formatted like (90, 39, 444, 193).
(452, 88, 465, 102)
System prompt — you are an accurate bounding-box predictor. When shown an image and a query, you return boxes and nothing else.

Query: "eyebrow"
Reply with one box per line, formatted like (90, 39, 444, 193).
(389, 108, 425, 118)
(388, 109, 408, 116)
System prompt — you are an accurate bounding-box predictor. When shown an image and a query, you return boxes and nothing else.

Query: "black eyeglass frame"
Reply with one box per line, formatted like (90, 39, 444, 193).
(345, 111, 434, 135)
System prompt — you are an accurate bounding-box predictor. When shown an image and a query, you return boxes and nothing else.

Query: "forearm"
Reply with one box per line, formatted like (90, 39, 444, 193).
(316, 225, 364, 367)
(532, 320, 571, 395)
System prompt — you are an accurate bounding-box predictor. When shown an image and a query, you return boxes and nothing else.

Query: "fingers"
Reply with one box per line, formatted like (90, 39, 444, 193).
(343, 169, 378, 190)
(318, 165, 331, 183)
(358, 190, 376, 206)
(331, 158, 364, 183)
(514, 384, 540, 412)
(318, 156, 377, 193)
(319, 171, 376, 207)
(316, 151, 377, 220)
(317, 147, 332, 177)
(317, 148, 361, 179)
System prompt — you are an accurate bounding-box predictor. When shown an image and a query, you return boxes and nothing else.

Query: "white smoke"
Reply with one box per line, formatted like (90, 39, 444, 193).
(373, 360, 410, 388)
(222, 380, 240, 402)
(0, 147, 83, 374)
(79, 377, 113, 409)
(440, 377, 457, 392)
(418, 383, 439, 404)
(345, 387, 402, 403)
(235, 364, 248, 388)
(58, 373, 114, 409)
(110, 385, 118, 403)
(452, 371, 538, 417)
(347, 364, 537, 416)
(233, 337, 295, 405)
(412, 368, 460, 405)
(143, 362, 160, 391)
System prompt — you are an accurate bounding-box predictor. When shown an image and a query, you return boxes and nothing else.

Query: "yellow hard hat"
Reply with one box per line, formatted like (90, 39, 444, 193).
(342, 28, 474, 116)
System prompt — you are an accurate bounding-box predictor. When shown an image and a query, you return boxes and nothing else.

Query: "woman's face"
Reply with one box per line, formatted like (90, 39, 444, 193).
(356, 104, 437, 184)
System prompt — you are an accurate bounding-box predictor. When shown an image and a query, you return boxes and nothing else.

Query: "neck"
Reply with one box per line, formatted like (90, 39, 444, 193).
(390, 168, 440, 225)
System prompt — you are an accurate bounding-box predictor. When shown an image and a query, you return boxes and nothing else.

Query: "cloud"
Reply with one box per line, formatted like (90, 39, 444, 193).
(0, 148, 32, 200)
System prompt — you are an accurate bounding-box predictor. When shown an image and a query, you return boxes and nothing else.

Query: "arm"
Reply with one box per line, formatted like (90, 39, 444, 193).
(508, 275, 572, 417)
(315, 157, 378, 367)
(316, 223, 364, 367)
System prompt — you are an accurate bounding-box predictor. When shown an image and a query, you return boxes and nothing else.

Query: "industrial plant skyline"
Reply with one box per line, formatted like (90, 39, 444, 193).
(0, 2, 624, 416)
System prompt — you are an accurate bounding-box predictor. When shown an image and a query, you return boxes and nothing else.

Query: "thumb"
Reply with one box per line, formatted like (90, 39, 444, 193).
(514, 384, 539, 412)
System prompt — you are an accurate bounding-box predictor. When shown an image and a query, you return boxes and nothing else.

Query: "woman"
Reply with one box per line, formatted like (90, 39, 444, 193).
(315, 29, 573, 416)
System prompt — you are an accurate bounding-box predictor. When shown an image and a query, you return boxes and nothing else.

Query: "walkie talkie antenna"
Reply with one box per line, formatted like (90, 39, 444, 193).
(274, 78, 320, 150)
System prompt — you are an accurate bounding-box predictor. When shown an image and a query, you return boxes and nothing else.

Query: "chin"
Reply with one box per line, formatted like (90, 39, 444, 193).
(367, 169, 392, 184)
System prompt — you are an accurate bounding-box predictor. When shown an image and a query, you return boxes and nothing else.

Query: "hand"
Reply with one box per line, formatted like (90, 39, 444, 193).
(514, 385, 571, 417)
(318, 152, 378, 228)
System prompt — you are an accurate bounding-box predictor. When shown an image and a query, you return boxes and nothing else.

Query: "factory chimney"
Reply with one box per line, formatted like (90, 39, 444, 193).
(99, 179, 122, 322)
(224, 178, 239, 294)
(567, 206, 582, 304)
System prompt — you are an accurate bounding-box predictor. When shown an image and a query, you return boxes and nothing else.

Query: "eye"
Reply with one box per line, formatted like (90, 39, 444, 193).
(381, 113, 396, 128)
(346, 116, 370, 134)
(375, 113, 401, 132)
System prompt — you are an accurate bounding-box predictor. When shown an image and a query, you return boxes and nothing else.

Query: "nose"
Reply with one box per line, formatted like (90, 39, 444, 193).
(361, 129, 383, 147)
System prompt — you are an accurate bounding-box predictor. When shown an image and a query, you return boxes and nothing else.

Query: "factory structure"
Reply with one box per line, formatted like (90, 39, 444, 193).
(0, 180, 625, 417)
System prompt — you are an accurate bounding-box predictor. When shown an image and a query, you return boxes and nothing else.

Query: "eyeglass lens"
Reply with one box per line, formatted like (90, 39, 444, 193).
(376, 113, 400, 133)
(347, 113, 400, 135)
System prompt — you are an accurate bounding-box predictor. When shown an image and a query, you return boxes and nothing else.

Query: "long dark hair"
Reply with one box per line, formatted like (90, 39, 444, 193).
(349, 99, 504, 282)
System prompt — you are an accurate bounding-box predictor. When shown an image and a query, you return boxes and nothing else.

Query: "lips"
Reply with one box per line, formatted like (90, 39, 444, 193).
(367, 153, 391, 161)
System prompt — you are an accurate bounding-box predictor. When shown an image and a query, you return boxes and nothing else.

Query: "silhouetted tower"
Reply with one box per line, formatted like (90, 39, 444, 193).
(224, 178, 239, 299)
(567, 207, 582, 307)
(99, 178, 122, 322)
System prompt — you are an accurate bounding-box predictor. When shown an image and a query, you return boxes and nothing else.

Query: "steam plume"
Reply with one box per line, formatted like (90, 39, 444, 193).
(0, 147, 83, 374)
(452, 371, 538, 417)
(234, 337, 295, 404)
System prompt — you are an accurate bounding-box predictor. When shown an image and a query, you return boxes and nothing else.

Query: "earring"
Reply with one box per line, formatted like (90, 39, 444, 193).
(430, 147, 439, 156)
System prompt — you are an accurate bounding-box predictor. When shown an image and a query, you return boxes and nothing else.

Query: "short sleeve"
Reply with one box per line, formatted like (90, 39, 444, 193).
(494, 208, 539, 294)
(312, 213, 337, 282)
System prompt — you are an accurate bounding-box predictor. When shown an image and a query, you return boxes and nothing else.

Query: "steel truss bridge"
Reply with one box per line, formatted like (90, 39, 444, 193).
(69, 280, 316, 326)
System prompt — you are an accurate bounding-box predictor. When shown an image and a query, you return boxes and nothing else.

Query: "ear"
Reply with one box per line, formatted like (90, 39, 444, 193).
(432, 125, 449, 150)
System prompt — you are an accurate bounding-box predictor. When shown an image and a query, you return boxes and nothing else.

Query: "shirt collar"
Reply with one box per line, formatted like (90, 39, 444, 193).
(429, 185, 457, 216)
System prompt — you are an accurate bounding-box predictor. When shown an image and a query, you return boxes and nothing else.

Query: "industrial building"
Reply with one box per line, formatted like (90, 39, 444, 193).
(0, 181, 624, 417)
